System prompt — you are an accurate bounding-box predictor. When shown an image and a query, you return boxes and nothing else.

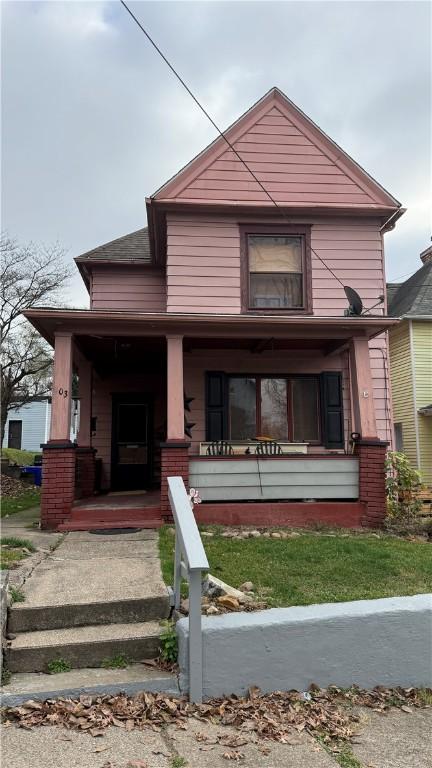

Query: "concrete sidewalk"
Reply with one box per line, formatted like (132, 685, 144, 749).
(2, 707, 431, 768)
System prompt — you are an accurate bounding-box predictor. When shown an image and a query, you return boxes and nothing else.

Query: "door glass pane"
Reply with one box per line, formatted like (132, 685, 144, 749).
(117, 404, 147, 443)
(250, 274, 303, 308)
(292, 379, 319, 441)
(261, 379, 288, 439)
(249, 236, 302, 272)
(229, 378, 256, 439)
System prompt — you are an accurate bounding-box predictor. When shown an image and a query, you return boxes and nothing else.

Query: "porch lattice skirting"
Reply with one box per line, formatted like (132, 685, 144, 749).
(354, 440, 389, 528)
(160, 443, 190, 522)
(41, 442, 76, 530)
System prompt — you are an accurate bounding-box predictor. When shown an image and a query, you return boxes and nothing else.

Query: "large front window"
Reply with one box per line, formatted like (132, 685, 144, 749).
(228, 376, 320, 442)
(248, 235, 304, 309)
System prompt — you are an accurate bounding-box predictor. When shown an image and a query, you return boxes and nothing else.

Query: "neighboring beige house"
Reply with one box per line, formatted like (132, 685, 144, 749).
(388, 245, 432, 486)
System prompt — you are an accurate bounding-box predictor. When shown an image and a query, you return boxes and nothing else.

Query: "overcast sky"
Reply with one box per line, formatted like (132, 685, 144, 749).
(2, 0, 431, 307)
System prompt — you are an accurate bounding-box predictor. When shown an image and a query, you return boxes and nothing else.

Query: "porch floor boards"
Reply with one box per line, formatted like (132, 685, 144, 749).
(59, 490, 163, 531)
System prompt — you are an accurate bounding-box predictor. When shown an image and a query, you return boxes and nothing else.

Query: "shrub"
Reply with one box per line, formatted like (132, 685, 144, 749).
(385, 451, 422, 527)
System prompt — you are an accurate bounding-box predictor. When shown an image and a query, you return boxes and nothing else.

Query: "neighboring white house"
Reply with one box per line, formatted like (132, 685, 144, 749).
(2, 398, 79, 452)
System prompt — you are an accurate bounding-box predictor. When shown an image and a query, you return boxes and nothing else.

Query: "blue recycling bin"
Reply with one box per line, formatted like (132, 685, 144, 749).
(22, 466, 42, 486)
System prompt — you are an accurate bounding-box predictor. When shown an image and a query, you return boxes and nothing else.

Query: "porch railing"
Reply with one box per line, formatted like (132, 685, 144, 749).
(168, 475, 209, 704)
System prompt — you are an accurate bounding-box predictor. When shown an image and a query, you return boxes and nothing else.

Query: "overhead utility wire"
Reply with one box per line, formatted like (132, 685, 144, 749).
(120, 0, 348, 291)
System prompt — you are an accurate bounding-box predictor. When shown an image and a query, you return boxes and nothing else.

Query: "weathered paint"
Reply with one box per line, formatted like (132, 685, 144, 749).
(349, 337, 377, 438)
(194, 500, 364, 527)
(177, 594, 432, 698)
(50, 333, 73, 441)
(166, 214, 385, 316)
(413, 321, 432, 483)
(156, 89, 398, 210)
(90, 266, 166, 312)
(189, 457, 359, 501)
(166, 336, 185, 441)
(388, 320, 417, 467)
(77, 358, 92, 447)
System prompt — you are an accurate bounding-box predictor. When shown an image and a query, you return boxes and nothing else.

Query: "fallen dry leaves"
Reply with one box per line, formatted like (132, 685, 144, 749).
(1, 685, 430, 753)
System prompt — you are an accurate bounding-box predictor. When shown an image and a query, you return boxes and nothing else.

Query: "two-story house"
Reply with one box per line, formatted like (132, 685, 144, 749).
(24, 88, 403, 531)
(387, 245, 432, 487)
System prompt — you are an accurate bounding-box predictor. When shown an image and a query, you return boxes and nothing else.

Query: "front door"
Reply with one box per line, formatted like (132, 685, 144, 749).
(111, 395, 152, 491)
(8, 420, 22, 450)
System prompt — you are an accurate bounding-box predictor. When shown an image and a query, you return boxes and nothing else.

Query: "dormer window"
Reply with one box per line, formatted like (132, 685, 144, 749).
(241, 225, 312, 314)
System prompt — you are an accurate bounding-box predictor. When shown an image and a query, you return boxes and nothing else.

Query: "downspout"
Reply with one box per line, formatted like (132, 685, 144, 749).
(408, 319, 421, 468)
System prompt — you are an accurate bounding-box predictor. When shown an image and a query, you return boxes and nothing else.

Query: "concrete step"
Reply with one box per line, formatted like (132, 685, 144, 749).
(58, 519, 164, 531)
(7, 621, 164, 673)
(1, 663, 179, 706)
(9, 594, 170, 633)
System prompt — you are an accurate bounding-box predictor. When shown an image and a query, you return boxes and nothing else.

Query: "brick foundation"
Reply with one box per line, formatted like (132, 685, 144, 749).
(75, 447, 96, 500)
(41, 442, 76, 530)
(195, 501, 365, 528)
(354, 440, 388, 528)
(160, 442, 190, 522)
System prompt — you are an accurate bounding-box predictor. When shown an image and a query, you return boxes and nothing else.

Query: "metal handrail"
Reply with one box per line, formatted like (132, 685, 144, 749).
(167, 476, 209, 703)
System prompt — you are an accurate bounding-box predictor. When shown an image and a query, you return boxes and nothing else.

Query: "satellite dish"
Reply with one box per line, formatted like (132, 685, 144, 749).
(344, 286, 363, 316)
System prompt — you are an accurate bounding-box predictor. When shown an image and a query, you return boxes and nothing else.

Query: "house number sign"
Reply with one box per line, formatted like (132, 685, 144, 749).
(58, 388, 69, 398)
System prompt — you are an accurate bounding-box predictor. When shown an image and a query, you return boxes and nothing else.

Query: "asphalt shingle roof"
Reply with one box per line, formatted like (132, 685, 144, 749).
(77, 228, 151, 263)
(387, 260, 432, 318)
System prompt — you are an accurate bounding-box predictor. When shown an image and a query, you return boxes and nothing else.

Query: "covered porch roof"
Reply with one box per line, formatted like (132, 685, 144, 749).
(24, 308, 399, 352)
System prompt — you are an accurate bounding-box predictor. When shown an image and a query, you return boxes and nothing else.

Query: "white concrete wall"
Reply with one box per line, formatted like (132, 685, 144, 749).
(177, 594, 432, 698)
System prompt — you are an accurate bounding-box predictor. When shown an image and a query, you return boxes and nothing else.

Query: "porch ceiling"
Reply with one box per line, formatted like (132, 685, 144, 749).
(24, 308, 399, 350)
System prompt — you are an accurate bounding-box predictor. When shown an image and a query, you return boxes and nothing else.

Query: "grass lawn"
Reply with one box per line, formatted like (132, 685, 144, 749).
(1, 489, 41, 517)
(0, 536, 36, 570)
(1, 448, 38, 466)
(159, 527, 432, 607)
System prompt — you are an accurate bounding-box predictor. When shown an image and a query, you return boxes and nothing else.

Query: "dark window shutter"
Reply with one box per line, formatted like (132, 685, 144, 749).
(320, 372, 344, 449)
(205, 372, 227, 441)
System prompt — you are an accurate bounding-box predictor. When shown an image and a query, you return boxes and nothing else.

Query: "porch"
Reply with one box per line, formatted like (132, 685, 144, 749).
(23, 309, 396, 530)
(60, 490, 163, 531)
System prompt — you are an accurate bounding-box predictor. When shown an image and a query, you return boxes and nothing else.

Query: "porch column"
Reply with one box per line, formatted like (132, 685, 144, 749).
(349, 336, 387, 528)
(41, 332, 76, 530)
(349, 336, 377, 439)
(75, 355, 96, 500)
(161, 335, 189, 521)
(166, 335, 184, 440)
(50, 332, 74, 441)
(77, 357, 92, 447)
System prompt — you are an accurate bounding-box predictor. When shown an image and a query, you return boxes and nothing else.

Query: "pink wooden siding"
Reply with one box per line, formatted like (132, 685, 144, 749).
(156, 91, 395, 208)
(183, 349, 352, 453)
(90, 266, 166, 312)
(166, 213, 385, 316)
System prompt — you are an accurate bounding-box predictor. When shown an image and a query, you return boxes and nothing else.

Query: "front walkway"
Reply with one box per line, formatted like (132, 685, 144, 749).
(5, 515, 171, 676)
(2, 706, 431, 767)
(11, 526, 168, 612)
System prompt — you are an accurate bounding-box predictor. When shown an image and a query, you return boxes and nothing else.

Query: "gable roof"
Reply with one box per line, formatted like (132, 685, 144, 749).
(387, 260, 432, 318)
(153, 87, 401, 211)
(76, 228, 151, 264)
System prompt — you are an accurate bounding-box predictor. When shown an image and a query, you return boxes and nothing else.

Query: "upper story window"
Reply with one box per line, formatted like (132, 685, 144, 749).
(241, 225, 312, 314)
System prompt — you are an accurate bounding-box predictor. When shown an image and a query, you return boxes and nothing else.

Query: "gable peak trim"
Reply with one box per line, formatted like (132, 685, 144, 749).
(152, 86, 401, 210)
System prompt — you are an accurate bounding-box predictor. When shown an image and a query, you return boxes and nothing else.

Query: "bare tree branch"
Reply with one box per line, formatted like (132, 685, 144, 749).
(1, 232, 71, 445)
